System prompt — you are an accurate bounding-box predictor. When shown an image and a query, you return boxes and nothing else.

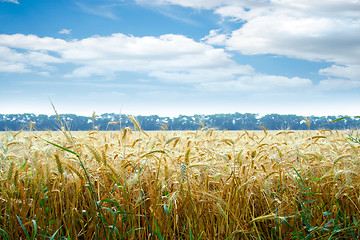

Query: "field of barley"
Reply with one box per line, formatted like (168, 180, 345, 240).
(1, 124, 360, 239)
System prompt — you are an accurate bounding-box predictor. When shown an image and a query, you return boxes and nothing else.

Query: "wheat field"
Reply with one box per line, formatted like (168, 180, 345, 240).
(1, 125, 360, 239)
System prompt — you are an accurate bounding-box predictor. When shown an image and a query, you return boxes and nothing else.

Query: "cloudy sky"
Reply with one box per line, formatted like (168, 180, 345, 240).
(1, 0, 360, 117)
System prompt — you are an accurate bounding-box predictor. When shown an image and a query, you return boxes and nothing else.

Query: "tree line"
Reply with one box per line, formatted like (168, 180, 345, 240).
(0, 113, 359, 131)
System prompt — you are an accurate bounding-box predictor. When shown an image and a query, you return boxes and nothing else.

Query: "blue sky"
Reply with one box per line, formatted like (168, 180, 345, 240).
(1, 0, 360, 117)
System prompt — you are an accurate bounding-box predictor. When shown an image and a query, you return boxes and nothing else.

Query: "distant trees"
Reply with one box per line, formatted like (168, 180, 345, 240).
(260, 114, 305, 130)
(0, 113, 359, 131)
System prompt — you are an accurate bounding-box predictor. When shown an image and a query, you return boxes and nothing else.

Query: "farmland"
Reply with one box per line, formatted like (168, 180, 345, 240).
(1, 126, 360, 239)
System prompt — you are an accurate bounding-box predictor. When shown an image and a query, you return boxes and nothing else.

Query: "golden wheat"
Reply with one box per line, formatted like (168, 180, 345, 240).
(0, 129, 359, 239)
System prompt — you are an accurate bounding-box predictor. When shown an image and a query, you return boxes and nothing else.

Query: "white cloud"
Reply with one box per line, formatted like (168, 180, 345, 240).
(136, 0, 360, 86)
(317, 79, 360, 91)
(319, 65, 360, 80)
(212, 0, 360, 21)
(215, 16, 360, 65)
(0, 34, 67, 52)
(135, 0, 230, 9)
(58, 29, 72, 35)
(193, 0, 360, 88)
(2, 0, 360, 96)
(0, 61, 30, 73)
(58, 33, 238, 78)
(201, 29, 228, 46)
(76, 2, 119, 20)
(149, 65, 254, 83)
(0, 33, 319, 95)
(0, 43, 63, 74)
(1, 0, 19, 4)
(199, 74, 313, 92)
(317, 64, 360, 90)
(0, 46, 32, 73)
(0, 33, 238, 80)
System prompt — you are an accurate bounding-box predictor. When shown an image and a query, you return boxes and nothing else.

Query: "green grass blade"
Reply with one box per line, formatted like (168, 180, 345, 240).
(163, 202, 170, 216)
(152, 218, 163, 240)
(293, 168, 306, 190)
(197, 231, 204, 240)
(98, 199, 134, 215)
(31, 220, 38, 240)
(328, 117, 349, 123)
(16, 216, 31, 240)
(0, 228, 10, 240)
(190, 229, 194, 240)
(189, 220, 194, 240)
(119, 228, 143, 239)
(279, 216, 294, 230)
(49, 226, 62, 240)
(42, 138, 80, 158)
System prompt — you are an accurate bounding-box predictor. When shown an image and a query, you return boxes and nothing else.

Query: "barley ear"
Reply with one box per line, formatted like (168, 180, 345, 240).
(13, 169, 19, 186)
(54, 153, 64, 175)
(6, 162, 14, 181)
(184, 148, 191, 165)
